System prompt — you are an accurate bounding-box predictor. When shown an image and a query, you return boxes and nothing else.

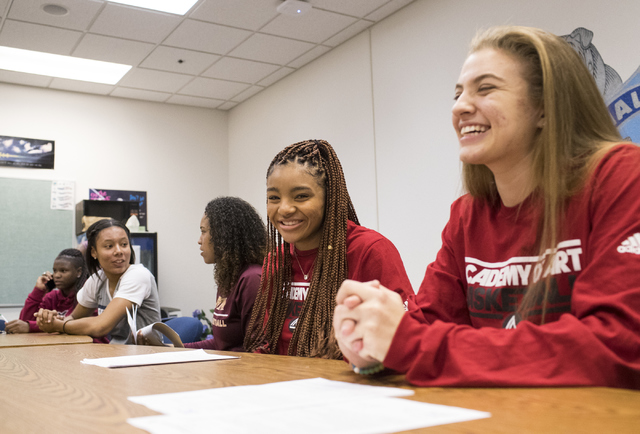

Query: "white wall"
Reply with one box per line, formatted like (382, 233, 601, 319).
(228, 0, 640, 291)
(0, 83, 228, 316)
(228, 30, 379, 229)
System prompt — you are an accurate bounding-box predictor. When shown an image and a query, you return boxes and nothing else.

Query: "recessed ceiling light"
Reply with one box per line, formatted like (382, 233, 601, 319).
(277, 0, 312, 16)
(42, 4, 69, 16)
(0, 46, 132, 85)
(107, 0, 199, 15)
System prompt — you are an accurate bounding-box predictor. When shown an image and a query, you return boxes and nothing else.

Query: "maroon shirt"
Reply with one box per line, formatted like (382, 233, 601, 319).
(185, 264, 262, 352)
(20, 286, 77, 333)
(277, 220, 414, 355)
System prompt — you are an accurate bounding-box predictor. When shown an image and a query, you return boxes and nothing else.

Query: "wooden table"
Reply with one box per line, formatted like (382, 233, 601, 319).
(1, 344, 639, 433)
(0, 332, 92, 347)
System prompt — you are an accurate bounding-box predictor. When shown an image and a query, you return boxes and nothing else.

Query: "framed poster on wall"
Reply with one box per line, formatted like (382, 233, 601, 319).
(0, 135, 55, 169)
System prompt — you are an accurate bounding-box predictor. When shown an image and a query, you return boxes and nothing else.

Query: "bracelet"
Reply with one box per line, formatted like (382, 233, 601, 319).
(62, 320, 72, 334)
(352, 362, 384, 375)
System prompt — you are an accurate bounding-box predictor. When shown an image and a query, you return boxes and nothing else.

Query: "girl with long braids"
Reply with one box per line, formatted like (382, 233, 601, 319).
(244, 139, 413, 359)
(335, 26, 640, 388)
(6, 248, 88, 333)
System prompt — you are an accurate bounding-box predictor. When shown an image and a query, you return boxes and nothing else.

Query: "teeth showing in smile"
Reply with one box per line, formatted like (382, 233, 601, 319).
(461, 125, 488, 135)
(281, 221, 301, 226)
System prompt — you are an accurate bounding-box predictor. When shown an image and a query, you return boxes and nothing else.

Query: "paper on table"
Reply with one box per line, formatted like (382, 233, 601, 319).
(81, 349, 237, 368)
(129, 377, 413, 415)
(126, 305, 138, 343)
(127, 378, 491, 434)
(126, 305, 184, 348)
(139, 322, 184, 348)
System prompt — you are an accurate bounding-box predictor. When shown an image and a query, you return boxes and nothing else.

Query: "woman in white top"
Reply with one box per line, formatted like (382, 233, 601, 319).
(37, 219, 160, 344)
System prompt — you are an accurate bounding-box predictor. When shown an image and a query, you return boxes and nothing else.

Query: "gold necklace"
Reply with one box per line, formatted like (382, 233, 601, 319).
(293, 251, 312, 281)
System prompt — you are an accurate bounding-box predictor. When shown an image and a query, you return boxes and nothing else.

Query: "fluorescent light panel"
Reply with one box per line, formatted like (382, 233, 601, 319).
(107, 0, 199, 15)
(0, 46, 132, 85)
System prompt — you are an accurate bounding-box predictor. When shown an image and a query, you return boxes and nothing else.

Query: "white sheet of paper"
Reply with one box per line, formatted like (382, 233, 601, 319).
(127, 378, 490, 434)
(128, 377, 413, 415)
(126, 305, 138, 344)
(81, 349, 237, 368)
(50, 180, 75, 210)
(139, 322, 184, 348)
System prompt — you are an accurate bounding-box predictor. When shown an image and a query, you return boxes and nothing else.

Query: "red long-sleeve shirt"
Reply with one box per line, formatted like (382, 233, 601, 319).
(277, 220, 414, 356)
(385, 144, 640, 389)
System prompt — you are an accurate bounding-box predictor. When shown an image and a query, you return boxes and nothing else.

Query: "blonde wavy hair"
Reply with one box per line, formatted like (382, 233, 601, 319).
(463, 26, 621, 320)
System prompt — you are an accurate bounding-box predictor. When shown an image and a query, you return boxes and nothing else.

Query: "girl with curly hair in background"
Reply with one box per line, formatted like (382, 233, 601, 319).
(185, 197, 266, 351)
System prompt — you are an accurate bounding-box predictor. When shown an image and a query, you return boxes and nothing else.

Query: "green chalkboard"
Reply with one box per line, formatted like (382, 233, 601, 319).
(0, 178, 73, 306)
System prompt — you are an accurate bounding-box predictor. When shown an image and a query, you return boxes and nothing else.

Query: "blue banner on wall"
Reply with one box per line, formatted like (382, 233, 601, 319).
(607, 66, 640, 144)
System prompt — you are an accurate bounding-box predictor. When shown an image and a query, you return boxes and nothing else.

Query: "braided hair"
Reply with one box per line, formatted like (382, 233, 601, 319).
(244, 139, 358, 359)
(56, 248, 89, 291)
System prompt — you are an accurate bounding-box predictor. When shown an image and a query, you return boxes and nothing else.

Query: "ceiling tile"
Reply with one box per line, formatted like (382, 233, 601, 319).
(49, 78, 114, 95)
(166, 94, 224, 109)
(322, 19, 373, 47)
(7, 0, 104, 31)
(141, 46, 220, 75)
(179, 77, 250, 100)
(261, 8, 357, 44)
(118, 68, 193, 93)
(257, 66, 295, 87)
(365, 0, 415, 22)
(202, 57, 279, 84)
(111, 87, 171, 102)
(231, 85, 264, 103)
(0, 69, 52, 87)
(89, 3, 181, 43)
(229, 33, 314, 65)
(0, 20, 82, 54)
(286, 45, 331, 68)
(0, 0, 414, 109)
(164, 20, 252, 55)
(190, 0, 279, 31)
(311, 0, 390, 18)
(73, 34, 154, 65)
(217, 101, 238, 110)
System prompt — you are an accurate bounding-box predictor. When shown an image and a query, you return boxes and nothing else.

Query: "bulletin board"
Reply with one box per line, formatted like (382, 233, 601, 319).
(0, 178, 73, 306)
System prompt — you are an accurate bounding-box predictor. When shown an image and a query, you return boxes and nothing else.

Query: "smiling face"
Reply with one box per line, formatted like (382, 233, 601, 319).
(52, 257, 81, 292)
(198, 214, 215, 264)
(91, 226, 131, 281)
(267, 162, 326, 251)
(452, 48, 544, 176)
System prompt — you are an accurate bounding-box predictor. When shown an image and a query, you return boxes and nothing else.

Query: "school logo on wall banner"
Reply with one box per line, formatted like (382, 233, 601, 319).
(561, 27, 639, 144)
(606, 66, 640, 144)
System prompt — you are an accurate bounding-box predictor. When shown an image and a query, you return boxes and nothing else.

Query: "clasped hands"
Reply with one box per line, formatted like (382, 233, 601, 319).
(34, 308, 64, 333)
(333, 279, 406, 370)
